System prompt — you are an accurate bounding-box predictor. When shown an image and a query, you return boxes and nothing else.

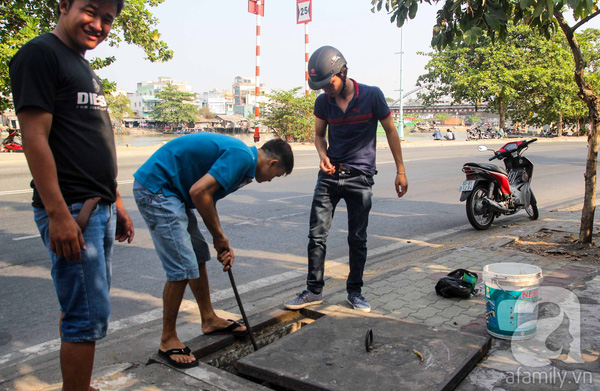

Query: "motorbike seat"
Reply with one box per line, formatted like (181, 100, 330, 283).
(463, 162, 507, 175)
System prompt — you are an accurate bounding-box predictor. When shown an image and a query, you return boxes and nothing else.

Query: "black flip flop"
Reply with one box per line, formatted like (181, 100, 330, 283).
(157, 346, 198, 369)
(204, 319, 247, 337)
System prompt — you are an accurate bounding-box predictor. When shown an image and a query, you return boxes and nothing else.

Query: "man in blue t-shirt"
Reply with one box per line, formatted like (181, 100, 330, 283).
(133, 133, 293, 368)
(285, 46, 408, 313)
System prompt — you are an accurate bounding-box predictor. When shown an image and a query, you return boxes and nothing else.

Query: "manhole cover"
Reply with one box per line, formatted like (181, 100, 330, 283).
(237, 308, 490, 391)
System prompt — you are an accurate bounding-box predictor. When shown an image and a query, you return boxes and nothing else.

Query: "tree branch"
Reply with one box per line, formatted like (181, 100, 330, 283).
(572, 9, 600, 32)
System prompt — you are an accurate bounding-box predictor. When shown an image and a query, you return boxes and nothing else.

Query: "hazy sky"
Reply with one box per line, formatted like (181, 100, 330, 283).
(94, 0, 441, 99)
(93, 0, 600, 100)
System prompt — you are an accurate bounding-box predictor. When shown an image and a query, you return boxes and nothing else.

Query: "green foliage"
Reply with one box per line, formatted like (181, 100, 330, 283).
(434, 112, 450, 122)
(151, 84, 199, 128)
(0, 0, 173, 112)
(262, 87, 316, 143)
(372, 0, 600, 243)
(108, 0, 173, 63)
(0, 14, 38, 111)
(199, 106, 216, 119)
(417, 24, 595, 127)
(107, 93, 134, 124)
(468, 114, 482, 124)
(371, 0, 597, 50)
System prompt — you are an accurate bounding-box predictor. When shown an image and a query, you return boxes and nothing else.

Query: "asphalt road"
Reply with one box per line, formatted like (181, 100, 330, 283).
(0, 138, 589, 364)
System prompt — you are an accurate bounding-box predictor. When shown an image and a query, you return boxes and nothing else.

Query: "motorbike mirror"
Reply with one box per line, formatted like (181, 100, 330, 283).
(477, 146, 488, 152)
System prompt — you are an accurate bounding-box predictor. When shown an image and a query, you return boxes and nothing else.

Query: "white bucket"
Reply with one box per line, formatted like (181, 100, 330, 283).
(483, 263, 543, 340)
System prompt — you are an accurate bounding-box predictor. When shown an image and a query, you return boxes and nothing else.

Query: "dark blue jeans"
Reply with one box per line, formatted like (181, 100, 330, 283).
(307, 170, 374, 294)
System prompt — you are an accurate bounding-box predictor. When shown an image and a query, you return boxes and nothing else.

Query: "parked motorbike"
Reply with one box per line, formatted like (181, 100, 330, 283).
(460, 138, 538, 230)
(485, 127, 503, 139)
(1, 130, 23, 152)
(466, 127, 481, 141)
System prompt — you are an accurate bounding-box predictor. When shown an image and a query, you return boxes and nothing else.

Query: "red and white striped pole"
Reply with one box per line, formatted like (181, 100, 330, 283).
(297, 0, 312, 94)
(253, 0, 262, 142)
(304, 22, 309, 95)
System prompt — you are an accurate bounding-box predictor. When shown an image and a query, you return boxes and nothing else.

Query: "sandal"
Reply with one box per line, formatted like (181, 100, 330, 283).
(157, 346, 198, 369)
(203, 319, 247, 337)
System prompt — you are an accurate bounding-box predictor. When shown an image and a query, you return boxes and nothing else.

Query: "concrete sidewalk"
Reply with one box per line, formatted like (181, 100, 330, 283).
(2, 206, 599, 391)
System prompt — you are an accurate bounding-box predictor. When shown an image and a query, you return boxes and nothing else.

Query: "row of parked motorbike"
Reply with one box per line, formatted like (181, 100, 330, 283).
(1, 130, 23, 152)
(466, 126, 504, 140)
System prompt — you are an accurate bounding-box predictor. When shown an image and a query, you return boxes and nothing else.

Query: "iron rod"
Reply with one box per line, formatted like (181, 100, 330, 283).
(227, 268, 259, 351)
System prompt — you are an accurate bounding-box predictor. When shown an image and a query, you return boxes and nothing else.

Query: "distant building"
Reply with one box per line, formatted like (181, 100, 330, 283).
(131, 77, 194, 119)
(1, 93, 18, 130)
(1, 111, 18, 131)
(232, 76, 267, 117)
(216, 114, 248, 130)
(197, 89, 233, 115)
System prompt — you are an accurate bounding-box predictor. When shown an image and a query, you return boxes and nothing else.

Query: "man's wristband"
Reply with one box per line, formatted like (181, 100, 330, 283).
(397, 172, 406, 175)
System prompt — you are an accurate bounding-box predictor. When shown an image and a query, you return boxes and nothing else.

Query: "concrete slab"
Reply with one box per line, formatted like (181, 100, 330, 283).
(147, 356, 270, 390)
(236, 308, 491, 391)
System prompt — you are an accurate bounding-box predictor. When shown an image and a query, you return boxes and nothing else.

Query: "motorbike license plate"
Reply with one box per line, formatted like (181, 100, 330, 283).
(460, 180, 475, 192)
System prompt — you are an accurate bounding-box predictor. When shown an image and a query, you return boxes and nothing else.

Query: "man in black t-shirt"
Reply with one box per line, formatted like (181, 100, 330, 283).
(9, 1, 134, 390)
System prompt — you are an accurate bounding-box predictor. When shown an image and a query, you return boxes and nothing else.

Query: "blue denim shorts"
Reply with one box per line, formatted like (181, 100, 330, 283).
(133, 180, 211, 282)
(34, 201, 116, 342)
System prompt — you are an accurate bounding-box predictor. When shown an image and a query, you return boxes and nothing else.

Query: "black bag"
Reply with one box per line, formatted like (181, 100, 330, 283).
(435, 269, 478, 298)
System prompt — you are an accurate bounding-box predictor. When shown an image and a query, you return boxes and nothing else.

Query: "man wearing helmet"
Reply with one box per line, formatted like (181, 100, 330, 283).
(285, 45, 408, 312)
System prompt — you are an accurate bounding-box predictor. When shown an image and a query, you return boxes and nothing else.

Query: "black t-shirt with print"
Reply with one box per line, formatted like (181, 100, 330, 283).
(10, 33, 117, 208)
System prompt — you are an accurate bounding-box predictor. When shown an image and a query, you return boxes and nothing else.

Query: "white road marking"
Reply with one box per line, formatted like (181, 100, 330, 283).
(269, 194, 313, 202)
(12, 234, 40, 241)
(8, 179, 135, 241)
(0, 223, 469, 367)
(0, 161, 406, 199)
(1, 180, 135, 198)
(0, 189, 31, 196)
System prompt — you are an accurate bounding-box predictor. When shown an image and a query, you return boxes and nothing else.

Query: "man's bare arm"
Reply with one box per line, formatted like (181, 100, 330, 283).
(381, 115, 408, 197)
(115, 190, 135, 243)
(315, 117, 335, 174)
(189, 173, 232, 270)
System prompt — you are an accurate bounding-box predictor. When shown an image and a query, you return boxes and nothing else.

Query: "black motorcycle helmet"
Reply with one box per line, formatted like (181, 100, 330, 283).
(308, 46, 347, 90)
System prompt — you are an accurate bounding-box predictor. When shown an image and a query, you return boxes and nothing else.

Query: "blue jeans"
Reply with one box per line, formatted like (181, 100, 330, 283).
(307, 170, 374, 294)
(34, 202, 116, 342)
(133, 180, 211, 282)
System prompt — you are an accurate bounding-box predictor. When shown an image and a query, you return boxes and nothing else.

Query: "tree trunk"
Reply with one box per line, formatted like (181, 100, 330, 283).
(581, 115, 599, 243)
(498, 97, 505, 130)
(557, 112, 563, 137)
(556, 12, 599, 244)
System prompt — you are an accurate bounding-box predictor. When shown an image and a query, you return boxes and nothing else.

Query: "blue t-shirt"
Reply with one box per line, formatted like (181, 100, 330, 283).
(314, 79, 390, 176)
(133, 133, 257, 208)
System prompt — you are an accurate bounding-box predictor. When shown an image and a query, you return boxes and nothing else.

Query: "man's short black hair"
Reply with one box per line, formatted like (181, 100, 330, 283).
(61, 0, 125, 17)
(261, 138, 294, 175)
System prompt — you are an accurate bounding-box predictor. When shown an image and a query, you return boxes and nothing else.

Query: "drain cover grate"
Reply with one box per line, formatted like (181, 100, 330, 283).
(237, 309, 490, 391)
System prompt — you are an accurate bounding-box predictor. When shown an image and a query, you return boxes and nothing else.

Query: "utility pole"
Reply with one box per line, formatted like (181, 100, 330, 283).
(248, 0, 264, 142)
(396, 26, 405, 141)
(297, 0, 312, 95)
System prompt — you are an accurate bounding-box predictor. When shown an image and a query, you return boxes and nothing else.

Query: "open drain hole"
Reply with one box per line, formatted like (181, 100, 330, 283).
(201, 317, 315, 375)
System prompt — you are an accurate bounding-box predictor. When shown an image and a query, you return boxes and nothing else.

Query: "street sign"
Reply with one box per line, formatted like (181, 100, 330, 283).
(297, 0, 311, 24)
(248, 0, 264, 16)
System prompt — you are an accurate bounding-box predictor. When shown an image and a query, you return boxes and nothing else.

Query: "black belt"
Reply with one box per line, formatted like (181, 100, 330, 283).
(334, 164, 362, 177)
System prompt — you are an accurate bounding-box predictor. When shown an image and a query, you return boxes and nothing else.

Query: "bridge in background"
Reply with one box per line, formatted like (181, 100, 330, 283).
(387, 101, 497, 123)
